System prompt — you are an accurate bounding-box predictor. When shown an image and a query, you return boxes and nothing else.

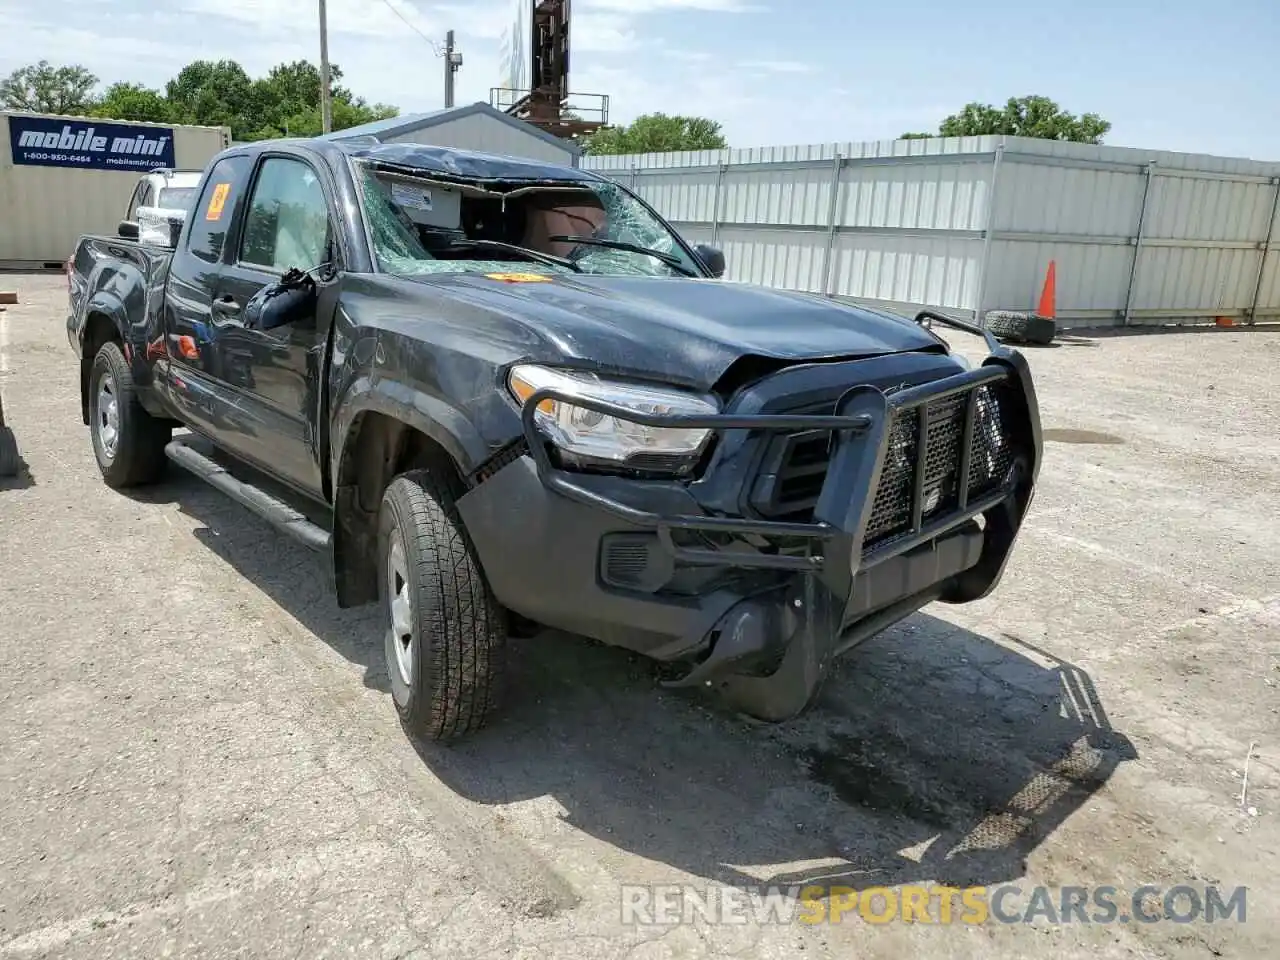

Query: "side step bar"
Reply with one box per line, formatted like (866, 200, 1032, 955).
(164, 439, 331, 551)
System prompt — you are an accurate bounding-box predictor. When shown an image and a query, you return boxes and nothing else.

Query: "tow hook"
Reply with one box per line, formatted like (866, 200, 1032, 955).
(661, 590, 801, 690)
(663, 579, 847, 722)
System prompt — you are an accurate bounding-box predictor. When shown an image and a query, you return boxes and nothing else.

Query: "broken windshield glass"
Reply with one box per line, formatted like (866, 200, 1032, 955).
(351, 159, 702, 280)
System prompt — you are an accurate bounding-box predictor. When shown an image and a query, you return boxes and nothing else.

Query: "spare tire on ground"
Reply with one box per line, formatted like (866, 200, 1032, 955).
(984, 310, 1056, 346)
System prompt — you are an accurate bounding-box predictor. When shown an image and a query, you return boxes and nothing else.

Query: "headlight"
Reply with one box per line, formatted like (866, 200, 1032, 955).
(508, 363, 717, 475)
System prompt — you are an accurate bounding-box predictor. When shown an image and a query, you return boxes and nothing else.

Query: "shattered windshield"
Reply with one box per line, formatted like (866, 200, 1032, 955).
(351, 159, 702, 279)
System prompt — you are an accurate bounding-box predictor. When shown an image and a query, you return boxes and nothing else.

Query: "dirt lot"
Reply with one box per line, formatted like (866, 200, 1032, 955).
(0, 271, 1277, 959)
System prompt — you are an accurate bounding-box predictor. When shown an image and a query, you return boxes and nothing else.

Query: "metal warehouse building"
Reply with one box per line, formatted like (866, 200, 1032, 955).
(321, 101, 580, 167)
(1, 111, 230, 268)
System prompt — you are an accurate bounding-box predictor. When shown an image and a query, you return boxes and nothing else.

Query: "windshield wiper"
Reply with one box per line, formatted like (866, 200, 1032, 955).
(448, 238, 582, 273)
(548, 235, 698, 277)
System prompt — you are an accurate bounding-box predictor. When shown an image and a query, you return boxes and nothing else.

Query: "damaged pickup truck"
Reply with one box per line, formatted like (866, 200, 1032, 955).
(66, 137, 1042, 741)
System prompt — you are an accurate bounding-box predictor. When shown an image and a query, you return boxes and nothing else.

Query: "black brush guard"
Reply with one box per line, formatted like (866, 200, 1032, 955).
(519, 311, 1041, 719)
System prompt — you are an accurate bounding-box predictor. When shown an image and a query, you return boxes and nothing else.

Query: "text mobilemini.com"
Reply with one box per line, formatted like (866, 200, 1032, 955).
(619, 883, 1249, 926)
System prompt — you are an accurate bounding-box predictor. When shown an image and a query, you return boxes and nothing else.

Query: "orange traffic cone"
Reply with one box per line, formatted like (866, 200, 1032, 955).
(1037, 260, 1057, 318)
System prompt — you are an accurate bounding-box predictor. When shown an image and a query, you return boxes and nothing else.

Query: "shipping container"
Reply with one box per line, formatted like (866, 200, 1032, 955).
(0, 111, 231, 268)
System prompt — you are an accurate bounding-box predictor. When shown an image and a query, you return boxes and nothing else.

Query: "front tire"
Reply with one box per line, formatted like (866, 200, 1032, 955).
(89, 341, 170, 488)
(377, 469, 507, 741)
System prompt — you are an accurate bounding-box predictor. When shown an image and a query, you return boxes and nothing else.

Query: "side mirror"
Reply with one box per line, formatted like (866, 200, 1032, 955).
(694, 243, 725, 279)
(117, 220, 140, 240)
(243, 271, 318, 331)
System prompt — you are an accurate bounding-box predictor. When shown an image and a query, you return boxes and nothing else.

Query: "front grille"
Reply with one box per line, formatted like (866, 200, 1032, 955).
(968, 384, 1013, 497)
(761, 381, 1015, 550)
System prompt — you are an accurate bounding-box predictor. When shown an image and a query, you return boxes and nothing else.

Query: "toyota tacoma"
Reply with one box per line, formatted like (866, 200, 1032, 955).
(66, 137, 1042, 741)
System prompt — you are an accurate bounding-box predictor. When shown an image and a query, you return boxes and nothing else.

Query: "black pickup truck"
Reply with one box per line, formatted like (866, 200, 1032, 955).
(66, 136, 1042, 741)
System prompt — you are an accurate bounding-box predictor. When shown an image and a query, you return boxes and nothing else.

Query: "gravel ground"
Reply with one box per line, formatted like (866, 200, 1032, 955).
(0, 272, 1277, 959)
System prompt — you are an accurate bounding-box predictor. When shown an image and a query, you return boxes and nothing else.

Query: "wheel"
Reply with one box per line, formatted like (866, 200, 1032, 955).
(984, 310, 1056, 346)
(377, 468, 507, 741)
(0, 425, 19, 477)
(89, 341, 170, 488)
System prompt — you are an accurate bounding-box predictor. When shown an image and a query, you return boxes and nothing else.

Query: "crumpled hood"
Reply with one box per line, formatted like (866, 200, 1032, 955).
(412, 272, 946, 390)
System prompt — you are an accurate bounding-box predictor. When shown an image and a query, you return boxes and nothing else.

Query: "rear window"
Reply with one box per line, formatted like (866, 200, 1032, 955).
(187, 156, 250, 264)
(156, 186, 197, 211)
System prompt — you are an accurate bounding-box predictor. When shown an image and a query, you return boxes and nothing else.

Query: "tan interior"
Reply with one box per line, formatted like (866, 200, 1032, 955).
(521, 201, 607, 257)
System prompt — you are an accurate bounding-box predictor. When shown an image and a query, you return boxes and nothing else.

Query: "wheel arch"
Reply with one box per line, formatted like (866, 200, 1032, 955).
(330, 407, 476, 608)
(80, 310, 125, 425)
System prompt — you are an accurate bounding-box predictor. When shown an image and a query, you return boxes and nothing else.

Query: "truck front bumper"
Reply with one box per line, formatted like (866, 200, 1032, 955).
(457, 313, 1043, 720)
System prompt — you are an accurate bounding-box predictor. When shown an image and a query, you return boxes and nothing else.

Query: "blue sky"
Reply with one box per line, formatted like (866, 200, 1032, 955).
(2, 0, 1277, 159)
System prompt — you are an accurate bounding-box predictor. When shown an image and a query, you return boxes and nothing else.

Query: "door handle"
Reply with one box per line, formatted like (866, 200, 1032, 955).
(211, 296, 242, 325)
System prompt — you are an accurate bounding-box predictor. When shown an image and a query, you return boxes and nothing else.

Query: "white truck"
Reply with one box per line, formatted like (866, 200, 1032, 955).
(118, 167, 204, 247)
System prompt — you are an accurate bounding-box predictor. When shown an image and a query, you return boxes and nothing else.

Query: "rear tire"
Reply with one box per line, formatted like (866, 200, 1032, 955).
(984, 310, 1056, 346)
(89, 341, 170, 488)
(377, 468, 507, 742)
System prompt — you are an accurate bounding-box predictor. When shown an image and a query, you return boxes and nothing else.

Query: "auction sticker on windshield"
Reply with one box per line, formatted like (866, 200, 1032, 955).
(485, 273, 553, 283)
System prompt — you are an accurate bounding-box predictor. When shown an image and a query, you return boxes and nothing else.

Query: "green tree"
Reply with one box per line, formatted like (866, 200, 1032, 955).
(256, 98, 398, 140)
(901, 95, 1111, 144)
(582, 113, 727, 155)
(241, 61, 396, 140)
(0, 60, 98, 114)
(164, 59, 255, 136)
(3, 57, 398, 142)
(91, 82, 171, 122)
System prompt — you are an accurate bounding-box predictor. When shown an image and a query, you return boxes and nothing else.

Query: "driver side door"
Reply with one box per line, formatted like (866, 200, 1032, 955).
(205, 154, 335, 497)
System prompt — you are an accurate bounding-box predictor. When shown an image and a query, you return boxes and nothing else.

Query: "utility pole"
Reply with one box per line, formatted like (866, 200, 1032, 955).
(444, 30, 462, 108)
(319, 0, 333, 133)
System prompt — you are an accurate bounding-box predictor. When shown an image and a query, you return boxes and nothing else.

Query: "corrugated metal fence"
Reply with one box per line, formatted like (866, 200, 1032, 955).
(583, 135, 1280, 328)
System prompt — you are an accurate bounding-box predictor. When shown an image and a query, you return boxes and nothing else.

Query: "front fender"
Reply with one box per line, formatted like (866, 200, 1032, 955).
(330, 373, 491, 484)
(325, 333, 495, 610)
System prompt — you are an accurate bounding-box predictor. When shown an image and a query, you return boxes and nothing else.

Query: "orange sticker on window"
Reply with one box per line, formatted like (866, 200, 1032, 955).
(484, 272, 552, 283)
(206, 182, 231, 221)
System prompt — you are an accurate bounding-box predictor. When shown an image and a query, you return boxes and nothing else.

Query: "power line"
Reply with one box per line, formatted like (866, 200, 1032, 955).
(375, 0, 446, 56)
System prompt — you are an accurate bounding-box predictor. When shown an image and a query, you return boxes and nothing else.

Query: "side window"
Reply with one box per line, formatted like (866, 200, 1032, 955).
(239, 157, 331, 273)
(187, 155, 251, 264)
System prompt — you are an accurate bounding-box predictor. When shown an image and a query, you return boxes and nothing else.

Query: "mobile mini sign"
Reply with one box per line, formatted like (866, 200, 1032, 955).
(8, 115, 177, 171)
